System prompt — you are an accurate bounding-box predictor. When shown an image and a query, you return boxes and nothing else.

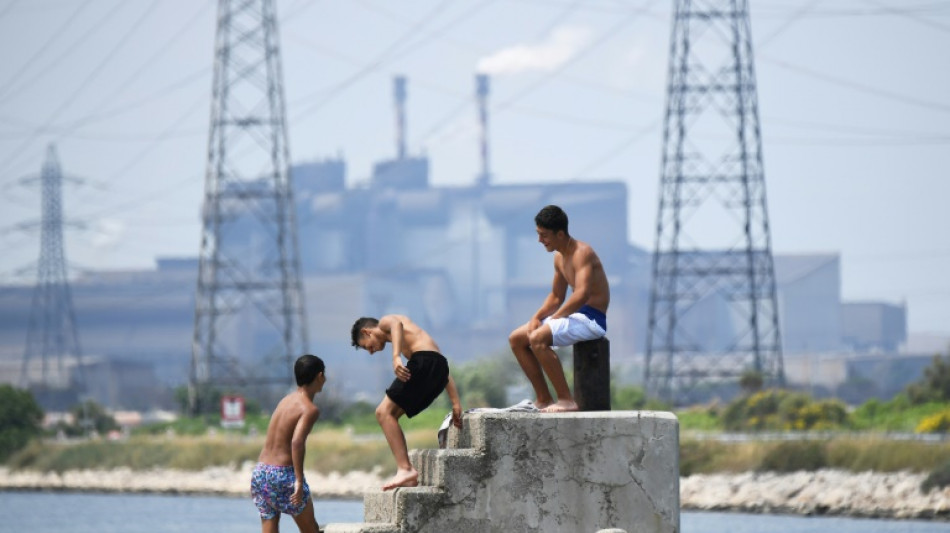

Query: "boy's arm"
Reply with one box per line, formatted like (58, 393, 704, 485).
(384, 316, 411, 382)
(530, 269, 568, 330)
(290, 405, 320, 505)
(445, 375, 463, 428)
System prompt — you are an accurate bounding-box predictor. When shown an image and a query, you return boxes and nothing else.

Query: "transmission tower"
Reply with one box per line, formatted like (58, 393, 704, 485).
(191, 0, 308, 412)
(645, 0, 784, 404)
(21, 144, 86, 409)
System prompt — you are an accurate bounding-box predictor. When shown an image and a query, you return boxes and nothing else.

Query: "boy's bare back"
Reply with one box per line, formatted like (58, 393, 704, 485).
(379, 314, 441, 357)
(258, 392, 319, 466)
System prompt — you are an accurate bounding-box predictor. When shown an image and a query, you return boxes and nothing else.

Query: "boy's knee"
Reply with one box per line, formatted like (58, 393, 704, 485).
(508, 329, 521, 348)
(528, 329, 551, 353)
(375, 403, 390, 423)
(509, 326, 530, 349)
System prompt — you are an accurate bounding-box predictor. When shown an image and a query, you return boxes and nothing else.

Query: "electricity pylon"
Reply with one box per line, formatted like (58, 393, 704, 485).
(645, 0, 784, 404)
(21, 144, 85, 409)
(191, 0, 308, 413)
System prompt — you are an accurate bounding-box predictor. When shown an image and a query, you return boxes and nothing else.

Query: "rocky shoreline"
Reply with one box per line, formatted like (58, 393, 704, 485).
(2, 466, 948, 520)
(681, 470, 950, 520)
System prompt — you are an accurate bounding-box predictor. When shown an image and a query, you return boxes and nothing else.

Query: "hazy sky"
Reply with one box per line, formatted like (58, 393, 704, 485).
(0, 0, 947, 335)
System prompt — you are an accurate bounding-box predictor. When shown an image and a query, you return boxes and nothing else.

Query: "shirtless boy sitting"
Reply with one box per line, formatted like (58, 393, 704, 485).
(251, 354, 326, 533)
(351, 314, 463, 490)
(509, 204, 611, 413)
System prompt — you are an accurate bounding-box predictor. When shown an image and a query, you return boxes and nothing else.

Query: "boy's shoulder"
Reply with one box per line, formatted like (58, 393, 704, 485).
(275, 393, 318, 415)
(380, 314, 416, 328)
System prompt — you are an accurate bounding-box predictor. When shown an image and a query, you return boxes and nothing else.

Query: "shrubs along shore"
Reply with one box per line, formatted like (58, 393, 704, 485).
(1, 465, 949, 520)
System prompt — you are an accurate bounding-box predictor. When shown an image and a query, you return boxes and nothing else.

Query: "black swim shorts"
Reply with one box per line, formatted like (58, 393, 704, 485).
(385, 351, 449, 418)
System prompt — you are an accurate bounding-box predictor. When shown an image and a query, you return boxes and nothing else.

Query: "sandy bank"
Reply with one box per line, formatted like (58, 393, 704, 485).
(0, 463, 383, 500)
(2, 466, 949, 520)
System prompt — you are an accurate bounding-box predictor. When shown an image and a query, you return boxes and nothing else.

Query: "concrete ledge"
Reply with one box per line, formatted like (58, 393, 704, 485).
(323, 523, 399, 533)
(363, 485, 445, 523)
(439, 411, 678, 532)
(330, 410, 680, 533)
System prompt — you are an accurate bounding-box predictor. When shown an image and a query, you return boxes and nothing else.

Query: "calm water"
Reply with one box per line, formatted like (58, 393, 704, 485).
(1, 491, 947, 532)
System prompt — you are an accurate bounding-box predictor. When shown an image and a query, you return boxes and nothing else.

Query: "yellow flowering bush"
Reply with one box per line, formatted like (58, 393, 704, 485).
(916, 410, 950, 434)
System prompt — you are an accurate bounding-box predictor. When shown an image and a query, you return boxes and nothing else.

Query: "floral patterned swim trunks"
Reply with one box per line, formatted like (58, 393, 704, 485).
(250, 463, 310, 519)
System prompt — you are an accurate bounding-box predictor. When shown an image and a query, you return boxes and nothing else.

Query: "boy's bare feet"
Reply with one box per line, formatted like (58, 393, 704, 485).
(541, 400, 578, 413)
(534, 399, 553, 410)
(383, 468, 419, 491)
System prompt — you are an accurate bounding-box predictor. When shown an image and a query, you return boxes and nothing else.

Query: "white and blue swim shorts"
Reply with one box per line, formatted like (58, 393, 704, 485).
(543, 304, 607, 348)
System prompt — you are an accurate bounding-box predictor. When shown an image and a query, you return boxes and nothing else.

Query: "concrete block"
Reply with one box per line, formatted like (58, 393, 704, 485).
(329, 411, 680, 533)
(363, 485, 445, 523)
(411, 447, 487, 489)
(444, 411, 679, 532)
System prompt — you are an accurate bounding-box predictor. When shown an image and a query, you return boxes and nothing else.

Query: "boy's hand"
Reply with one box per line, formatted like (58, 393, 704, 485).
(528, 317, 542, 332)
(393, 362, 411, 382)
(291, 479, 304, 506)
(451, 404, 463, 428)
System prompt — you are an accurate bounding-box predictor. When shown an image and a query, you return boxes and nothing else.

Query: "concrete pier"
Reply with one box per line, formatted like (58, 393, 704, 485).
(325, 410, 681, 533)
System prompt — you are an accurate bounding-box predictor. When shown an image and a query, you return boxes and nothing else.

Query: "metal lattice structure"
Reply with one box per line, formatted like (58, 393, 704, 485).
(645, 0, 784, 404)
(21, 144, 85, 409)
(191, 0, 308, 412)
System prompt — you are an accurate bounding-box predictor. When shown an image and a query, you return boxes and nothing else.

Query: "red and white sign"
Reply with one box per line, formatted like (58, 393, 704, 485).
(220, 395, 245, 428)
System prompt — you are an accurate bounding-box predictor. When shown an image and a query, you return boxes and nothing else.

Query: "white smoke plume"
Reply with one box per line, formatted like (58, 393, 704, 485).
(89, 218, 124, 249)
(477, 26, 591, 76)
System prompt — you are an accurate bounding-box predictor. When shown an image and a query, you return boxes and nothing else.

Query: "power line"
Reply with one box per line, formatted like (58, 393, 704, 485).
(0, 0, 128, 103)
(761, 53, 950, 114)
(291, 0, 470, 122)
(0, 0, 163, 176)
(765, 134, 950, 147)
(419, 0, 660, 147)
(68, 93, 209, 220)
(0, 1, 94, 100)
(755, 2, 950, 19)
(862, 0, 950, 35)
(5, 0, 949, 268)
(0, 1, 19, 19)
(0, 1, 313, 160)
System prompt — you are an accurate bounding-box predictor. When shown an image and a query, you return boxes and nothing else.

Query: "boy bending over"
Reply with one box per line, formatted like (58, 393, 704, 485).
(351, 314, 462, 490)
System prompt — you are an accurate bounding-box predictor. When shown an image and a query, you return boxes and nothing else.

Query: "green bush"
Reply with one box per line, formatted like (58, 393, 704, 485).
(758, 441, 827, 472)
(55, 400, 118, 437)
(850, 395, 948, 432)
(722, 389, 849, 431)
(0, 385, 44, 461)
(906, 354, 950, 405)
(612, 384, 647, 410)
(922, 461, 950, 493)
(675, 407, 720, 431)
(450, 353, 522, 408)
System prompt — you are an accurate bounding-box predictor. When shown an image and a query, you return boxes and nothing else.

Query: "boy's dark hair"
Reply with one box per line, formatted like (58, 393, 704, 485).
(294, 354, 325, 386)
(535, 205, 569, 236)
(350, 317, 379, 348)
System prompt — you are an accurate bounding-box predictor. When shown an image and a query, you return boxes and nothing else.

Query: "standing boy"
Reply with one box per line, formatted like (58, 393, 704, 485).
(508, 205, 610, 413)
(351, 314, 463, 490)
(251, 354, 326, 533)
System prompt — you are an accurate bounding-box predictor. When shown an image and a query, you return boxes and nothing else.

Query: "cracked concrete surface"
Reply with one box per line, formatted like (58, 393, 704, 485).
(325, 411, 680, 533)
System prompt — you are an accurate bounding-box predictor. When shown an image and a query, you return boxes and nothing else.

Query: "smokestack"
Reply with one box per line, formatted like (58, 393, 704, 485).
(393, 75, 407, 160)
(475, 73, 491, 186)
